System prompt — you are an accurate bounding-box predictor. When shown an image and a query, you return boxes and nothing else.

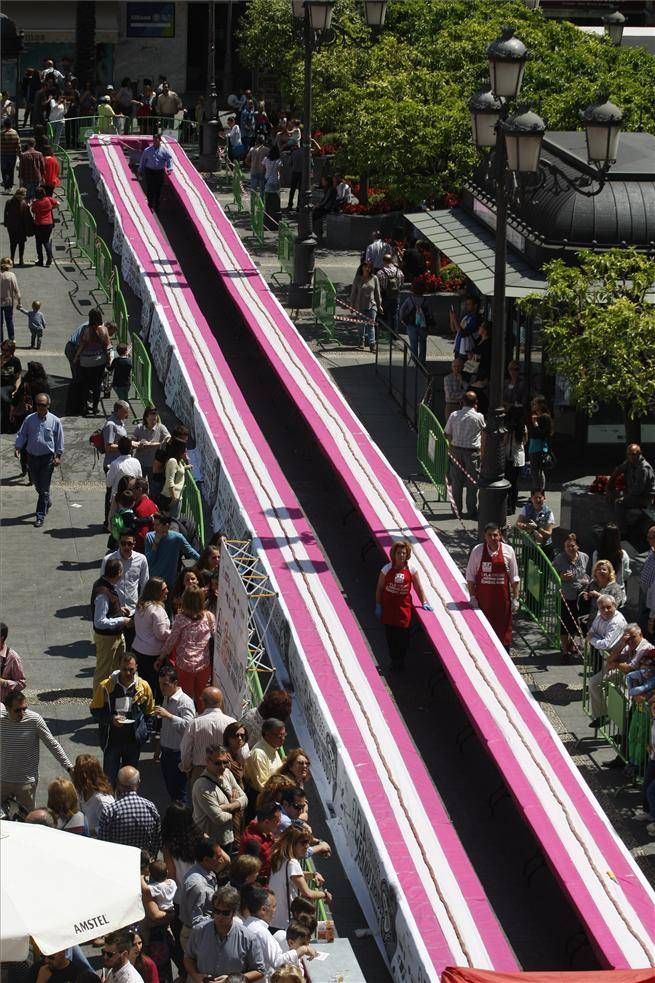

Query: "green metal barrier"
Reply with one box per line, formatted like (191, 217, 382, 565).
(312, 267, 337, 342)
(111, 276, 130, 346)
(274, 220, 294, 284)
(250, 191, 264, 247)
(180, 473, 205, 550)
(74, 207, 97, 265)
(225, 161, 244, 215)
(507, 527, 562, 650)
(131, 332, 153, 407)
(417, 402, 448, 503)
(95, 239, 114, 298)
(582, 643, 650, 778)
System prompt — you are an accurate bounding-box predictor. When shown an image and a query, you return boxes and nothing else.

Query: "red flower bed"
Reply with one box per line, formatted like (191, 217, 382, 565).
(412, 264, 465, 293)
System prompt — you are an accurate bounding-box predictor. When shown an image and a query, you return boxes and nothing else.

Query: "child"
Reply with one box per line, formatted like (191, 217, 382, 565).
(19, 301, 47, 349)
(110, 342, 132, 400)
(145, 859, 177, 913)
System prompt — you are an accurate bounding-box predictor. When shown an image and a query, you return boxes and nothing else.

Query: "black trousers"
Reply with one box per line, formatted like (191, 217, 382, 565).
(384, 624, 410, 666)
(144, 168, 165, 210)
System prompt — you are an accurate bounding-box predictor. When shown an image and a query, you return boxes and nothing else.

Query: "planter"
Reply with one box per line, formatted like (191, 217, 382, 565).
(325, 211, 403, 251)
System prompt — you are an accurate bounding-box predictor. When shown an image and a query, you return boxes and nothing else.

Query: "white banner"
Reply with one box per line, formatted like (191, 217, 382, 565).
(213, 544, 249, 718)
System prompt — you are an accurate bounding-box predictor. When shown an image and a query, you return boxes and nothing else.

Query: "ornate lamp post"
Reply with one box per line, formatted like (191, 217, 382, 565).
(602, 9, 626, 47)
(199, 2, 220, 169)
(289, 0, 387, 306)
(469, 27, 622, 537)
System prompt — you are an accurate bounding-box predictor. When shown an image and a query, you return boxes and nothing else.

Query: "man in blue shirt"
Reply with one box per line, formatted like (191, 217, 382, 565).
(145, 512, 199, 590)
(14, 393, 64, 527)
(138, 133, 173, 212)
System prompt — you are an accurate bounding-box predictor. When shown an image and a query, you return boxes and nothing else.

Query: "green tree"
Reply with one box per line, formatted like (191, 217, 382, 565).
(521, 249, 655, 419)
(237, 0, 655, 203)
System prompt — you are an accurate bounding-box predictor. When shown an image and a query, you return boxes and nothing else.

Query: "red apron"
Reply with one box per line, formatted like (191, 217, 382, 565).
(381, 564, 414, 629)
(475, 542, 512, 646)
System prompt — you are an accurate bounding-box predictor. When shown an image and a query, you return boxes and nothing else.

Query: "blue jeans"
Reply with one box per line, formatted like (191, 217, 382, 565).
(250, 172, 265, 194)
(1, 304, 14, 342)
(27, 452, 55, 520)
(103, 742, 141, 786)
(160, 747, 187, 802)
(363, 308, 377, 347)
(407, 323, 427, 364)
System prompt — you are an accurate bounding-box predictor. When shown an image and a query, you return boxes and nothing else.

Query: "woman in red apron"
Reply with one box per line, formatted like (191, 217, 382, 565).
(375, 540, 432, 670)
(466, 524, 520, 650)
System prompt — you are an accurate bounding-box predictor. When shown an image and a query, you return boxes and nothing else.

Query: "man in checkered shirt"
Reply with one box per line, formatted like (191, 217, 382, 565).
(97, 765, 160, 857)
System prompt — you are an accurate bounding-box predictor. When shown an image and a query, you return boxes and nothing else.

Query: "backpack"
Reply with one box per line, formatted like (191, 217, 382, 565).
(89, 429, 105, 466)
(111, 507, 135, 542)
(384, 270, 401, 299)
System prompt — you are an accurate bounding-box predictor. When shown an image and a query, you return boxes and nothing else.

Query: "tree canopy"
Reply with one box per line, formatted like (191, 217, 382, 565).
(238, 0, 655, 203)
(520, 249, 655, 420)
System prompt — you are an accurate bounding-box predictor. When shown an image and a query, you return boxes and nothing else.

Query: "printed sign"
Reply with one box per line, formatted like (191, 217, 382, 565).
(213, 544, 249, 718)
(126, 2, 175, 38)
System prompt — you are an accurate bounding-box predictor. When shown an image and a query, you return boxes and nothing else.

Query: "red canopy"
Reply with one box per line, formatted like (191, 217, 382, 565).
(442, 970, 655, 983)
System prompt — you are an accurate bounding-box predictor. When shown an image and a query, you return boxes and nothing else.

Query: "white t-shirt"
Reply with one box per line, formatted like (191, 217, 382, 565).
(228, 123, 242, 148)
(148, 878, 178, 911)
(83, 791, 114, 835)
(268, 857, 302, 929)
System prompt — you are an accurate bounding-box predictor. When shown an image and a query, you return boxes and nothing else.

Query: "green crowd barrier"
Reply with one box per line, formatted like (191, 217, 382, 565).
(417, 402, 449, 503)
(131, 332, 153, 408)
(582, 644, 651, 778)
(274, 220, 294, 284)
(111, 274, 130, 346)
(95, 239, 114, 298)
(225, 161, 244, 215)
(312, 266, 337, 342)
(50, 115, 199, 150)
(250, 191, 265, 247)
(76, 207, 98, 265)
(507, 527, 562, 650)
(180, 473, 205, 550)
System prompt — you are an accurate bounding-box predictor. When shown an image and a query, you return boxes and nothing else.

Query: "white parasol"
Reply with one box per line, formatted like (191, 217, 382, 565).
(0, 820, 144, 961)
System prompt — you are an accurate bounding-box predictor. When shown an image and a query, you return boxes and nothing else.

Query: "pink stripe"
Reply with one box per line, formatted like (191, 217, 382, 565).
(166, 144, 655, 968)
(89, 138, 517, 974)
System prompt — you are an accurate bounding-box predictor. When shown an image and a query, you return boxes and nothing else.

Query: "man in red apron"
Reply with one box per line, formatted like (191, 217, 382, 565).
(465, 523, 520, 650)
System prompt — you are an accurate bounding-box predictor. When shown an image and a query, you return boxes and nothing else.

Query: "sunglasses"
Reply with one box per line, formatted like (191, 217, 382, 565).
(212, 908, 233, 917)
(234, 732, 247, 740)
(102, 950, 118, 958)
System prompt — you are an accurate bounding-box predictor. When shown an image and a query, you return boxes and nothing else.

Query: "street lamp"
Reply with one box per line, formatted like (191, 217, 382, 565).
(199, 1, 220, 169)
(602, 9, 626, 47)
(289, 0, 387, 306)
(471, 27, 622, 537)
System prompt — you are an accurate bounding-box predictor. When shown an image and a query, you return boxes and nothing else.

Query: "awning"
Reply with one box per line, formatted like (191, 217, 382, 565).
(405, 208, 547, 299)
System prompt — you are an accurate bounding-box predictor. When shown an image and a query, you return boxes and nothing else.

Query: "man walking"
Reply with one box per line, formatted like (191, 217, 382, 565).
(377, 252, 404, 330)
(444, 390, 485, 520)
(1, 118, 21, 192)
(18, 138, 45, 201)
(138, 133, 173, 212)
(0, 691, 73, 810)
(466, 523, 520, 651)
(14, 393, 64, 527)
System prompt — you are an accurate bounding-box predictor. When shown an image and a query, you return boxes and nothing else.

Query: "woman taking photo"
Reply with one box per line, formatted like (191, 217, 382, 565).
(47, 777, 87, 834)
(553, 534, 589, 661)
(375, 540, 432, 671)
(133, 577, 171, 693)
(71, 753, 115, 836)
(268, 823, 331, 931)
(30, 186, 58, 267)
(159, 586, 215, 707)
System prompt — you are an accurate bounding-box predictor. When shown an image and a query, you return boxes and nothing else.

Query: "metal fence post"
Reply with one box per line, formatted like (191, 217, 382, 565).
(507, 527, 562, 649)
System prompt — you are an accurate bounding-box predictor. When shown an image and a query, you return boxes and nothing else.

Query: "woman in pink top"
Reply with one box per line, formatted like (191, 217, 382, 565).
(30, 186, 58, 267)
(133, 577, 171, 694)
(159, 586, 215, 708)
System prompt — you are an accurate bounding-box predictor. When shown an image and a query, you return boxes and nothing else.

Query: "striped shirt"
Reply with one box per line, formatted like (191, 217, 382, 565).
(179, 707, 237, 771)
(0, 706, 72, 784)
